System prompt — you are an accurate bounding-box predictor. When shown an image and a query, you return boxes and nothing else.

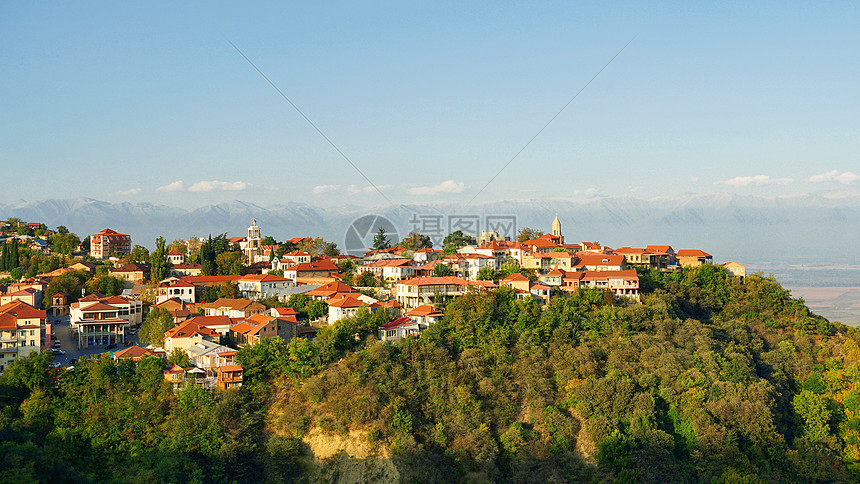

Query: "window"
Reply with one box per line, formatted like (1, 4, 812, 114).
(386, 330, 396, 338)
(30, 340, 35, 347)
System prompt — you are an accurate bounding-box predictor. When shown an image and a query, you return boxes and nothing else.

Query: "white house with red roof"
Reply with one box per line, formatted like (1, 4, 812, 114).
(156, 280, 196, 305)
(395, 276, 470, 309)
(378, 317, 420, 342)
(237, 273, 296, 300)
(167, 250, 185, 265)
(328, 295, 371, 323)
(283, 260, 339, 281)
(412, 248, 440, 263)
(356, 258, 417, 282)
(405, 305, 444, 326)
(163, 318, 220, 353)
(69, 295, 143, 349)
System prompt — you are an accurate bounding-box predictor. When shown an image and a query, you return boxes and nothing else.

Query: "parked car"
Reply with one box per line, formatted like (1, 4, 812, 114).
(53, 341, 61, 348)
(69, 358, 77, 365)
(105, 344, 117, 350)
(56, 349, 66, 355)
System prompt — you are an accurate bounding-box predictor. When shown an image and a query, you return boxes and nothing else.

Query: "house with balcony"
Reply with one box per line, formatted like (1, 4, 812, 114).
(156, 280, 196, 304)
(69, 295, 143, 349)
(676, 249, 714, 268)
(90, 228, 131, 259)
(237, 274, 296, 300)
(395, 276, 470, 309)
(217, 364, 243, 390)
(0, 300, 46, 372)
(378, 317, 420, 342)
(563, 270, 640, 301)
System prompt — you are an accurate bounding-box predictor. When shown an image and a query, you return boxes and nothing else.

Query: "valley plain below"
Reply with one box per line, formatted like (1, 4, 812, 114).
(785, 286, 860, 327)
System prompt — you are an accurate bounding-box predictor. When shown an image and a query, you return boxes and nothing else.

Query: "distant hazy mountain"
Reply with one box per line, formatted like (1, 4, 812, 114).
(2, 194, 858, 280)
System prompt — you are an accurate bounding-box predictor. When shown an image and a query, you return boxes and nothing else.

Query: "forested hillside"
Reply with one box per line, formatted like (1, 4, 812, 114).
(3, 266, 860, 483)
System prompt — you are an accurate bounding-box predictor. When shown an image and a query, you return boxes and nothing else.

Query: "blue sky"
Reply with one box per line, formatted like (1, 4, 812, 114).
(2, 1, 858, 208)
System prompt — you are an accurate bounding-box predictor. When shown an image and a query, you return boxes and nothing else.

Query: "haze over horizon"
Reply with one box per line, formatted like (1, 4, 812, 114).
(2, 2, 859, 208)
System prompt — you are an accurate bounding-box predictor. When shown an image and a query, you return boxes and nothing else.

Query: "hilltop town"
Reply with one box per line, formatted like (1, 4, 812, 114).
(0, 215, 745, 387)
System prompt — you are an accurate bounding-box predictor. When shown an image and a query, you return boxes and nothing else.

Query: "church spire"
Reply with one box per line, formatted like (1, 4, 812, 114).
(551, 215, 563, 244)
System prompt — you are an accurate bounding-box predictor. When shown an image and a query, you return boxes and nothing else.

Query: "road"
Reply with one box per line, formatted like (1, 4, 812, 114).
(48, 315, 142, 366)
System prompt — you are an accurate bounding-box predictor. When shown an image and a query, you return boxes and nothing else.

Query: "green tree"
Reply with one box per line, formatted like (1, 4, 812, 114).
(56, 225, 69, 234)
(792, 390, 832, 442)
(433, 264, 453, 277)
(355, 270, 379, 287)
(43, 270, 89, 308)
(477, 266, 496, 281)
(216, 251, 245, 276)
(168, 348, 191, 367)
(307, 299, 328, 320)
(400, 231, 432, 251)
(150, 236, 171, 282)
(140, 307, 175, 347)
(371, 226, 391, 250)
(168, 238, 187, 256)
(288, 294, 309, 312)
(517, 227, 544, 243)
(301, 237, 340, 257)
(49, 233, 81, 256)
(126, 245, 150, 264)
(442, 230, 473, 247)
(2, 350, 53, 390)
(261, 236, 278, 246)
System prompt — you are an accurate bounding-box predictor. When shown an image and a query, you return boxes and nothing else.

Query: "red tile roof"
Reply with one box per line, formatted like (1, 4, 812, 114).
(379, 317, 415, 330)
(327, 296, 366, 308)
(676, 249, 712, 258)
(406, 305, 444, 317)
